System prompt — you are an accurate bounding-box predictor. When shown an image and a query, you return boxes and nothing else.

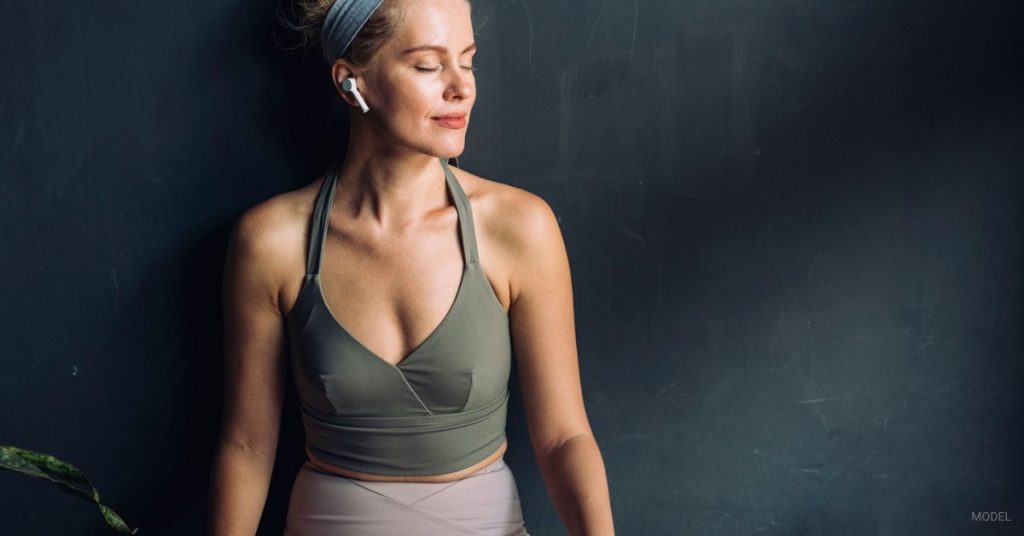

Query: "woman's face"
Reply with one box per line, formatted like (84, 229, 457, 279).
(360, 0, 476, 158)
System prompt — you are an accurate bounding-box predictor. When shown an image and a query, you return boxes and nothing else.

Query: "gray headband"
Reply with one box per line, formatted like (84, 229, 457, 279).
(321, 0, 385, 64)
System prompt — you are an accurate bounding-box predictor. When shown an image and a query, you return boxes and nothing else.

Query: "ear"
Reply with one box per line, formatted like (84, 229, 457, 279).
(330, 60, 367, 109)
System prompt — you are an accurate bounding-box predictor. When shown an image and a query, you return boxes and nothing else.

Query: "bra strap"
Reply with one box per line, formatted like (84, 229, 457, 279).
(307, 171, 338, 275)
(441, 157, 479, 265)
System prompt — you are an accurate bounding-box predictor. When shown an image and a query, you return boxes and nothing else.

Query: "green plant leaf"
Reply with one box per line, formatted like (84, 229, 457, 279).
(0, 444, 139, 534)
(0, 445, 48, 478)
(99, 503, 137, 535)
(2, 444, 96, 498)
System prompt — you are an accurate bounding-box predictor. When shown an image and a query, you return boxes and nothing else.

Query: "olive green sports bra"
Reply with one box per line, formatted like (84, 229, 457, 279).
(286, 157, 512, 476)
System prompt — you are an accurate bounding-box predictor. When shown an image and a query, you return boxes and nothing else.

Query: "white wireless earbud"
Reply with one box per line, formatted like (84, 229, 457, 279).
(342, 77, 369, 113)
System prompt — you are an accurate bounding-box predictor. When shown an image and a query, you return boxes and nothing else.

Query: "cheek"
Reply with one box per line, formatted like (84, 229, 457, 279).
(377, 77, 434, 117)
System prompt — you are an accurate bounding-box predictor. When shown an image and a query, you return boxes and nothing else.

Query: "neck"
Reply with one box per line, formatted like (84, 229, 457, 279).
(333, 132, 450, 230)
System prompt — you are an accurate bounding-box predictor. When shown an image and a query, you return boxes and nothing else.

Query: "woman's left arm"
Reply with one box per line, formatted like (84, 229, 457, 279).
(504, 192, 615, 536)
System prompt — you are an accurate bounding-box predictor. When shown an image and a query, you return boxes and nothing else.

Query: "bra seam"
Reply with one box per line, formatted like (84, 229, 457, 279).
(395, 372, 436, 416)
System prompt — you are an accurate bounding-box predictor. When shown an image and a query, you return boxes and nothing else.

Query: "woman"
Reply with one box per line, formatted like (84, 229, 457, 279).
(207, 0, 614, 534)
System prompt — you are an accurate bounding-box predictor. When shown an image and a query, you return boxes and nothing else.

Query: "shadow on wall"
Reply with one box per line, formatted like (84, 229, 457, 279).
(85, 2, 350, 535)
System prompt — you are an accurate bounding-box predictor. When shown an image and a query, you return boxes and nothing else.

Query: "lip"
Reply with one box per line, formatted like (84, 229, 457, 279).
(431, 113, 467, 129)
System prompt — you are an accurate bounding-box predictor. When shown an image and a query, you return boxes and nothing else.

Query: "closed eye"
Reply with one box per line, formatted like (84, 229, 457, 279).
(415, 65, 476, 72)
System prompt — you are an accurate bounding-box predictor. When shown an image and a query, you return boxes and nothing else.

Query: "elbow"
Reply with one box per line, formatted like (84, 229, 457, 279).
(537, 432, 596, 464)
(217, 435, 278, 464)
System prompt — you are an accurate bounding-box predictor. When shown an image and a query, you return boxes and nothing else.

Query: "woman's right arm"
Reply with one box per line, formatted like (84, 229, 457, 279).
(208, 208, 290, 536)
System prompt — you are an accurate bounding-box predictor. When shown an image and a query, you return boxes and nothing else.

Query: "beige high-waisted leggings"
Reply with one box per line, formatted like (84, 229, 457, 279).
(284, 457, 530, 535)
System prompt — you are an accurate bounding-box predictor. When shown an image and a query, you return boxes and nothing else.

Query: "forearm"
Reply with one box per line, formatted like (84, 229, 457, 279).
(207, 442, 276, 536)
(537, 434, 615, 536)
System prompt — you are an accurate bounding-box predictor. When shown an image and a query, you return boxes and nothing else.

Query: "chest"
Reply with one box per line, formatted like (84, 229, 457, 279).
(286, 265, 512, 419)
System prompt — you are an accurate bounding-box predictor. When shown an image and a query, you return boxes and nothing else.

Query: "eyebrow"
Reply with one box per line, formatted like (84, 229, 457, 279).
(401, 43, 477, 55)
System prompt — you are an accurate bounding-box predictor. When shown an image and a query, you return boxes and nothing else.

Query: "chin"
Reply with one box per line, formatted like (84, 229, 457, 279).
(423, 139, 466, 160)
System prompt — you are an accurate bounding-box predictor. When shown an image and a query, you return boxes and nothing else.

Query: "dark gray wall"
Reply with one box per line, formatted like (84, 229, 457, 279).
(1, 1, 1021, 535)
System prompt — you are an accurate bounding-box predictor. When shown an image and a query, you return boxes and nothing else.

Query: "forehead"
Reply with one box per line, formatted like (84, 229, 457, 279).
(388, 0, 474, 50)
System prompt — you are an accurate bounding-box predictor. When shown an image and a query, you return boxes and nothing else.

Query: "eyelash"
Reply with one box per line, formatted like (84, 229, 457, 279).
(415, 65, 477, 73)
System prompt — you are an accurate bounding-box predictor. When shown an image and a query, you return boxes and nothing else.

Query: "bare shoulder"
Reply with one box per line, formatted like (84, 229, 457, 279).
(227, 177, 324, 311)
(451, 166, 560, 247)
(449, 166, 564, 304)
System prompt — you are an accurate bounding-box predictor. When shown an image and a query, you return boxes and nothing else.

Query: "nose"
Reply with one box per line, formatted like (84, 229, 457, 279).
(443, 64, 474, 101)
